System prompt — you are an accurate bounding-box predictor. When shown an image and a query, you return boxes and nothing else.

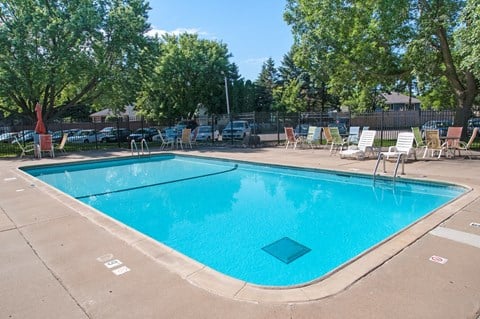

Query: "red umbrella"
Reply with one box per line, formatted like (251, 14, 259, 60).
(34, 102, 46, 134)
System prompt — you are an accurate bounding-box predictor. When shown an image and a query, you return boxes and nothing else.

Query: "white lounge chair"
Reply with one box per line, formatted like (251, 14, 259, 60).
(158, 131, 174, 150)
(381, 132, 416, 160)
(339, 130, 377, 160)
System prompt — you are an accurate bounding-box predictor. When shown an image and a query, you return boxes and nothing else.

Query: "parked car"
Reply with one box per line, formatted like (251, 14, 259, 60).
(328, 123, 348, 136)
(194, 125, 219, 141)
(221, 121, 251, 140)
(99, 127, 115, 135)
(467, 117, 480, 137)
(0, 132, 18, 143)
(12, 130, 35, 143)
(176, 120, 198, 130)
(421, 120, 452, 138)
(127, 128, 158, 142)
(104, 128, 131, 142)
(67, 129, 106, 143)
(51, 130, 79, 143)
(295, 124, 310, 137)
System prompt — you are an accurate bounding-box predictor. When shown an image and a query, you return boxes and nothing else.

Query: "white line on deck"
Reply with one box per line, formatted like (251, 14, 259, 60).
(430, 227, 480, 249)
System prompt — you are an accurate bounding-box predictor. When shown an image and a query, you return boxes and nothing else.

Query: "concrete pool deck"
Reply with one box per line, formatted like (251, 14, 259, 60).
(1, 146, 480, 318)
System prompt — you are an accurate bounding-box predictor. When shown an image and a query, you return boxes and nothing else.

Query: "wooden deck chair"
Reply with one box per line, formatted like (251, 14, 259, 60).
(458, 127, 478, 159)
(423, 130, 444, 159)
(38, 134, 55, 158)
(56, 133, 68, 154)
(14, 138, 36, 158)
(284, 127, 299, 149)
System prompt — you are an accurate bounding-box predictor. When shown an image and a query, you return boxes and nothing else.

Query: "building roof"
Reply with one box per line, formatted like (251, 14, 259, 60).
(381, 92, 420, 104)
(90, 106, 137, 118)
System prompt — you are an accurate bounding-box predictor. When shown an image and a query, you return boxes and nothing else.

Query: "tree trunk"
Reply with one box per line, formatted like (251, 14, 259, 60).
(436, 26, 477, 138)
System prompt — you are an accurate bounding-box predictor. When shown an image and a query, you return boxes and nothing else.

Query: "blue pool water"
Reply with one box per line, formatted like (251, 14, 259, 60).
(23, 155, 465, 286)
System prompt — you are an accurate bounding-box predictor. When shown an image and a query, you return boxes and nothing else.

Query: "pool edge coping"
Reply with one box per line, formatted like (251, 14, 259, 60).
(14, 155, 477, 304)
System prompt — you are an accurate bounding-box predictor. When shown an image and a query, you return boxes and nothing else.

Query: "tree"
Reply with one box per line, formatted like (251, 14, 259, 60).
(285, 0, 479, 129)
(255, 58, 279, 112)
(138, 33, 233, 122)
(276, 50, 339, 112)
(0, 0, 155, 123)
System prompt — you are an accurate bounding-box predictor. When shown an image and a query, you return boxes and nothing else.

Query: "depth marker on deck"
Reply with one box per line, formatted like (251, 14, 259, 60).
(429, 255, 448, 264)
(112, 266, 130, 276)
(104, 259, 123, 269)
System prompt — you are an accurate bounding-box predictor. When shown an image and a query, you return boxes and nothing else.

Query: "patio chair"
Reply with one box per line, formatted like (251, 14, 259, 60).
(411, 127, 426, 157)
(381, 132, 416, 160)
(322, 126, 333, 149)
(56, 133, 68, 154)
(285, 127, 300, 149)
(178, 128, 192, 150)
(346, 126, 360, 145)
(442, 126, 463, 158)
(457, 127, 478, 159)
(339, 130, 377, 160)
(305, 126, 321, 148)
(328, 126, 347, 154)
(14, 138, 36, 158)
(158, 131, 175, 150)
(38, 134, 55, 158)
(423, 130, 444, 159)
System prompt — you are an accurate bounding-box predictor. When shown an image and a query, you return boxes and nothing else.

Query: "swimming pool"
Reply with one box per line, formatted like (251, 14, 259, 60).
(22, 154, 466, 287)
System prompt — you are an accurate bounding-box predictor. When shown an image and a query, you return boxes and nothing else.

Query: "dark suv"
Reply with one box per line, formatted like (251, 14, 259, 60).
(127, 128, 158, 142)
(421, 120, 452, 138)
(104, 128, 131, 142)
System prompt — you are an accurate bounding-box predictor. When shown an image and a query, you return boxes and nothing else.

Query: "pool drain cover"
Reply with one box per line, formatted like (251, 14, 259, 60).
(262, 237, 311, 264)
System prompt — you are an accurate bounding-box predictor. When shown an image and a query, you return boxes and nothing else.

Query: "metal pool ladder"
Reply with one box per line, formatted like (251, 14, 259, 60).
(373, 152, 406, 184)
(131, 139, 150, 156)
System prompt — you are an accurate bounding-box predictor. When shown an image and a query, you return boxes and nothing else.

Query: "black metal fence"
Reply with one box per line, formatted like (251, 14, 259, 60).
(1, 110, 478, 157)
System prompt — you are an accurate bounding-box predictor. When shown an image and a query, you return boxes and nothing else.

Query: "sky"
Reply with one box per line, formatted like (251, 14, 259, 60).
(146, 0, 294, 81)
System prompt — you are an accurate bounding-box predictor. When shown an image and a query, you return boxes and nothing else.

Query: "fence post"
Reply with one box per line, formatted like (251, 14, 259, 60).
(276, 111, 281, 145)
(380, 110, 385, 147)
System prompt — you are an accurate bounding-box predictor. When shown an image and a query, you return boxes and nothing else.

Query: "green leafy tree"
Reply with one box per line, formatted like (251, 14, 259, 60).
(0, 0, 154, 123)
(138, 33, 233, 122)
(285, 0, 479, 128)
